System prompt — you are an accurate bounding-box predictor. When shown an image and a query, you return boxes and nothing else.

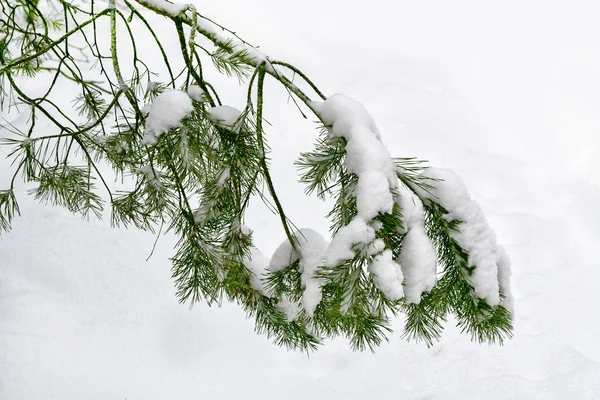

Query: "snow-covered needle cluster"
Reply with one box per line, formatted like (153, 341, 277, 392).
(0, 0, 512, 351)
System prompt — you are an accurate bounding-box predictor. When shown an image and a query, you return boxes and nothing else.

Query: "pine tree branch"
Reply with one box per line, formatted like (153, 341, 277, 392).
(130, 0, 324, 118)
(255, 66, 298, 250)
(0, 0, 513, 351)
(0, 8, 111, 74)
(123, 1, 176, 87)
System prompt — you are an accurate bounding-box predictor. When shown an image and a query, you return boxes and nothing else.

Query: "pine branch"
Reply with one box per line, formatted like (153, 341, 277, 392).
(0, 0, 513, 352)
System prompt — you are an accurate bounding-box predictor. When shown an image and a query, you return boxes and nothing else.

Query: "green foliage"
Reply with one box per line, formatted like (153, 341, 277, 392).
(210, 39, 255, 80)
(420, 201, 513, 344)
(0, 0, 513, 352)
(0, 190, 20, 232)
(296, 132, 347, 201)
(34, 164, 104, 219)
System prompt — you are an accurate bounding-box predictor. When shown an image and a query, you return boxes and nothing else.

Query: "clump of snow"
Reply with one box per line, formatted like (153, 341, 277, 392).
(187, 85, 205, 102)
(270, 239, 299, 272)
(141, 104, 152, 116)
(270, 229, 328, 317)
(313, 94, 403, 300)
(355, 169, 394, 221)
(207, 105, 243, 129)
(367, 250, 404, 300)
(242, 247, 271, 297)
(396, 184, 438, 304)
(313, 94, 397, 222)
(325, 219, 375, 267)
(244, 228, 330, 318)
(365, 238, 386, 256)
(277, 294, 301, 322)
(417, 167, 509, 306)
(143, 89, 194, 145)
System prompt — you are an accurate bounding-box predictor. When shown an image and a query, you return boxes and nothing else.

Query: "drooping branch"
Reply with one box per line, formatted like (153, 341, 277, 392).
(0, 0, 513, 352)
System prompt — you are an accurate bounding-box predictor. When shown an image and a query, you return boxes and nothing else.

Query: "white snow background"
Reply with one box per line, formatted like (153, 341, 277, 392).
(2, 0, 600, 398)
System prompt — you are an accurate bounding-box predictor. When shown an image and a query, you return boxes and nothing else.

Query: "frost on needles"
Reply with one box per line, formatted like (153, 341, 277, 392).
(0, 0, 512, 352)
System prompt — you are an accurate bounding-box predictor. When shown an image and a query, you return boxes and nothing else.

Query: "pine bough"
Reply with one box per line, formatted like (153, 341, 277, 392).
(0, 0, 513, 351)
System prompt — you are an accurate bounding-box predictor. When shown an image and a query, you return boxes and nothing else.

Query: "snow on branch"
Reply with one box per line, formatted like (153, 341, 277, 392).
(243, 247, 272, 297)
(416, 168, 512, 308)
(207, 105, 243, 130)
(135, 0, 188, 17)
(312, 94, 404, 300)
(0, 0, 513, 349)
(242, 228, 329, 320)
(396, 184, 438, 304)
(143, 89, 194, 145)
(270, 229, 328, 317)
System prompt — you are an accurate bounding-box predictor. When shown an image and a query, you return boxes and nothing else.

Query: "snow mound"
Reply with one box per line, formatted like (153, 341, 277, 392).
(207, 105, 243, 129)
(270, 229, 328, 317)
(143, 89, 194, 145)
